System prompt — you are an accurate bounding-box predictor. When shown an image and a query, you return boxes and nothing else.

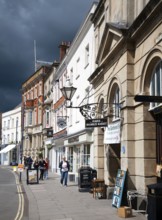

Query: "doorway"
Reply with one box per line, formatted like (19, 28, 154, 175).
(108, 144, 121, 185)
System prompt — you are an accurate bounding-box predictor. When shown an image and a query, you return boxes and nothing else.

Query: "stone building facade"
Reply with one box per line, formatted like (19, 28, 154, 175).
(89, 0, 162, 191)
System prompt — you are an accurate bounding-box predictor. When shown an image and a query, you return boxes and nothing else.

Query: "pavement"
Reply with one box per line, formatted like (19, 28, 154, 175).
(20, 170, 147, 220)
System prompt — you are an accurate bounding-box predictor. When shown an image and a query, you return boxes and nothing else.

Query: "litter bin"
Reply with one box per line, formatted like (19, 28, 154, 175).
(78, 166, 92, 192)
(26, 168, 39, 184)
(147, 182, 162, 220)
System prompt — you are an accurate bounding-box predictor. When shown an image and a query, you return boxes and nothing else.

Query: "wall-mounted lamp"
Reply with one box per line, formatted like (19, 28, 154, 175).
(60, 78, 77, 102)
(60, 78, 122, 120)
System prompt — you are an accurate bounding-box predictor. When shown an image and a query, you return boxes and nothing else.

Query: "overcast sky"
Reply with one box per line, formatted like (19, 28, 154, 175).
(0, 0, 97, 113)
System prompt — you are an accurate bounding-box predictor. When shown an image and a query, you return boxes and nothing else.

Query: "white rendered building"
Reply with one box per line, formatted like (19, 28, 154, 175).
(0, 104, 21, 165)
(51, 3, 98, 180)
(63, 3, 97, 181)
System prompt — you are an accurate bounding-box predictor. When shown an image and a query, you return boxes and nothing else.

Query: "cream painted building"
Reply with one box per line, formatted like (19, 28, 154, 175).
(88, 0, 162, 193)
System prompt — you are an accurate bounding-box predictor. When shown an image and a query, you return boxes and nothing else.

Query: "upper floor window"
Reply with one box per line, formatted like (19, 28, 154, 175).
(16, 117, 19, 126)
(7, 134, 10, 143)
(28, 111, 32, 126)
(150, 61, 162, 109)
(38, 107, 41, 124)
(7, 119, 10, 129)
(76, 58, 80, 79)
(46, 110, 50, 128)
(31, 89, 34, 99)
(39, 83, 42, 96)
(34, 86, 37, 98)
(4, 121, 6, 129)
(85, 44, 89, 67)
(70, 68, 73, 85)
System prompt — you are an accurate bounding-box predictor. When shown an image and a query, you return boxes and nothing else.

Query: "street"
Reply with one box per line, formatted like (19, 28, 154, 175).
(0, 166, 147, 220)
(0, 166, 24, 220)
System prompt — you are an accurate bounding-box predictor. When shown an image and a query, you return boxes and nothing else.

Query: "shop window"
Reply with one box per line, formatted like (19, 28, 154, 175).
(68, 147, 73, 172)
(82, 144, 90, 166)
(76, 147, 81, 172)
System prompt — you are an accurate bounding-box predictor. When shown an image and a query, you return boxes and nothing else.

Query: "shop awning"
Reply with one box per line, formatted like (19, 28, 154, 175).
(0, 144, 16, 154)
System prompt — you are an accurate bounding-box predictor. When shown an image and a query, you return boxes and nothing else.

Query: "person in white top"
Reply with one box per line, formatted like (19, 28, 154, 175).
(59, 156, 70, 186)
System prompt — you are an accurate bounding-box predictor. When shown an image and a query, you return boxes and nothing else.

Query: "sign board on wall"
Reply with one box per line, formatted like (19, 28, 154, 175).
(104, 121, 121, 144)
(85, 118, 107, 127)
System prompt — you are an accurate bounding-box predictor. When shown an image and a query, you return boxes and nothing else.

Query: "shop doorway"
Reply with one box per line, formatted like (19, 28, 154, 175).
(108, 144, 121, 185)
(155, 113, 162, 183)
(156, 113, 162, 164)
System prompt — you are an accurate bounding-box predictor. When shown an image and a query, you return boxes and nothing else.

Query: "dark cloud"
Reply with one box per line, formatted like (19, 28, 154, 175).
(0, 0, 96, 112)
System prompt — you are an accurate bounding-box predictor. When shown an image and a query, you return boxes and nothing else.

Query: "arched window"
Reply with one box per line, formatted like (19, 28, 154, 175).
(150, 60, 162, 108)
(113, 87, 120, 119)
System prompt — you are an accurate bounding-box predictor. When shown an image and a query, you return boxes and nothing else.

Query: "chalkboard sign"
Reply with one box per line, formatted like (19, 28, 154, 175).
(78, 167, 92, 191)
(112, 169, 126, 208)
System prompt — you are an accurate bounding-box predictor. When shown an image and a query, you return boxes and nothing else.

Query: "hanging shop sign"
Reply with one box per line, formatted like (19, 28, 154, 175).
(47, 129, 53, 137)
(104, 121, 121, 144)
(57, 117, 67, 129)
(85, 118, 107, 127)
(134, 95, 162, 102)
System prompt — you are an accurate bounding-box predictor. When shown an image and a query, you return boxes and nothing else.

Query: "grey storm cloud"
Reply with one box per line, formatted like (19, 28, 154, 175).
(0, 0, 96, 112)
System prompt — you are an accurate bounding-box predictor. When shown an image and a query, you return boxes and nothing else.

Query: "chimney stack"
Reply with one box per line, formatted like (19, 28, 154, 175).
(59, 41, 70, 62)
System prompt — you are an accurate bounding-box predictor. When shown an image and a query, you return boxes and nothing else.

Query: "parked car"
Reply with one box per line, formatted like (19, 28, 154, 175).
(10, 161, 18, 166)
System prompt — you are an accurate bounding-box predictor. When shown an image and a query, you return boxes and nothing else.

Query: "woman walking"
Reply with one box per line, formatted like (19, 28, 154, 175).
(44, 158, 49, 180)
(59, 156, 70, 186)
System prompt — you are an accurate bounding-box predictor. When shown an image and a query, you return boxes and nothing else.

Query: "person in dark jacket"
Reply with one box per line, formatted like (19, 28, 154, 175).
(39, 158, 46, 180)
(26, 156, 33, 169)
(33, 157, 39, 169)
(59, 156, 70, 186)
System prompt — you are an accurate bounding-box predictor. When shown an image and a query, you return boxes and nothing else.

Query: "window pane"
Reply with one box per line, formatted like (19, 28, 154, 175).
(150, 61, 162, 108)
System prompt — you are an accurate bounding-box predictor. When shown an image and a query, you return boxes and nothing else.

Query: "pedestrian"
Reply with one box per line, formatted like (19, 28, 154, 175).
(59, 156, 70, 186)
(33, 157, 39, 169)
(44, 158, 49, 180)
(23, 156, 27, 168)
(39, 158, 46, 180)
(26, 155, 33, 169)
